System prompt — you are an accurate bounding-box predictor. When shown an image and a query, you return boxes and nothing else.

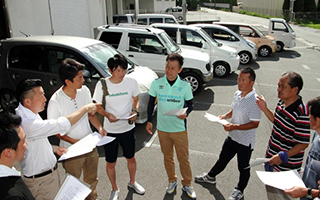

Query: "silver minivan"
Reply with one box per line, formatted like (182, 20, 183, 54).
(192, 24, 257, 65)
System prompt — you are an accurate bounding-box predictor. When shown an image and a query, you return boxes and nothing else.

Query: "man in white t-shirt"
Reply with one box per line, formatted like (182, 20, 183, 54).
(93, 54, 145, 200)
(47, 58, 107, 200)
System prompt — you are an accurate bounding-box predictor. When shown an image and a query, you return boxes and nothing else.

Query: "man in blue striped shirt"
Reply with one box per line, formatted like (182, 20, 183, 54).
(257, 71, 310, 200)
(195, 67, 261, 200)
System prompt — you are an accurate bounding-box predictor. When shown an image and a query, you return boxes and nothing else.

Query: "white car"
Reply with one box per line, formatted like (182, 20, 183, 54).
(192, 24, 257, 65)
(136, 14, 178, 25)
(151, 23, 240, 77)
(96, 25, 212, 95)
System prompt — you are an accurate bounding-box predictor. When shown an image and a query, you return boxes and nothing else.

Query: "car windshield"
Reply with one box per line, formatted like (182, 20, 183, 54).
(81, 43, 135, 75)
(251, 25, 265, 36)
(197, 28, 219, 47)
(158, 32, 180, 53)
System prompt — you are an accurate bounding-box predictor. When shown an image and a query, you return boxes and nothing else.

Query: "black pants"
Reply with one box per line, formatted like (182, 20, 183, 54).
(208, 137, 252, 193)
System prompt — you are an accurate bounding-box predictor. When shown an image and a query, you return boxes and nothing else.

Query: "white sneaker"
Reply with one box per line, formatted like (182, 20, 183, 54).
(128, 181, 145, 195)
(166, 180, 177, 194)
(109, 189, 119, 200)
(228, 189, 244, 200)
(182, 185, 196, 199)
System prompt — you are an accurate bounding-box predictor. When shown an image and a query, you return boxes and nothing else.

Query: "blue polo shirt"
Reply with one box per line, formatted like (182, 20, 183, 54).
(149, 75, 193, 132)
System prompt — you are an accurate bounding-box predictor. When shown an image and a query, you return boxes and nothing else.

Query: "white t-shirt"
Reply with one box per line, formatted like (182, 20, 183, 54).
(47, 86, 93, 148)
(93, 77, 140, 133)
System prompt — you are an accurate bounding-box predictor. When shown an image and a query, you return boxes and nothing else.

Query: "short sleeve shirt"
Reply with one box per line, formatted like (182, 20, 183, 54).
(149, 75, 193, 132)
(265, 97, 310, 171)
(93, 76, 140, 133)
(228, 89, 261, 149)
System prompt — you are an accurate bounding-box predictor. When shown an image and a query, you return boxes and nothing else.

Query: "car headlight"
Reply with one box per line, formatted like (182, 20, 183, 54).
(139, 84, 149, 93)
(228, 52, 237, 58)
(272, 40, 276, 44)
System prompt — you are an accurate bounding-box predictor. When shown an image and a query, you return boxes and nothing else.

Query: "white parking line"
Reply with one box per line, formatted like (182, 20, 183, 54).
(317, 78, 320, 82)
(144, 130, 158, 147)
(302, 65, 310, 70)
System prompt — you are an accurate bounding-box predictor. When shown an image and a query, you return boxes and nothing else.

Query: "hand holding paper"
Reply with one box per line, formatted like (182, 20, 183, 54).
(204, 112, 229, 125)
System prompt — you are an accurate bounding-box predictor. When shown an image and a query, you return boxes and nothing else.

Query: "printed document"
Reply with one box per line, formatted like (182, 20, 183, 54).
(118, 113, 137, 120)
(245, 158, 270, 169)
(163, 108, 187, 116)
(54, 174, 91, 200)
(256, 170, 306, 190)
(92, 132, 115, 146)
(204, 112, 229, 125)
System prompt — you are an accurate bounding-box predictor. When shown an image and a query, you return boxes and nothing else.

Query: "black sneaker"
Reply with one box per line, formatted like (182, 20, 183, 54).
(194, 173, 216, 184)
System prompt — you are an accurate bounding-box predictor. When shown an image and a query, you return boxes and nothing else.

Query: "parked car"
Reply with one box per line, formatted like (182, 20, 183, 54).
(110, 14, 135, 24)
(164, 6, 184, 22)
(213, 22, 277, 57)
(151, 23, 240, 77)
(191, 24, 257, 65)
(0, 36, 158, 123)
(136, 14, 178, 25)
(253, 18, 296, 52)
(96, 25, 212, 94)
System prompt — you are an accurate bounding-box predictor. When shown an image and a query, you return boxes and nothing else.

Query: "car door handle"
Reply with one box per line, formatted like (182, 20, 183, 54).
(50, 79, 58, 86)
(12, 73, 20, 79)
(128, 55, 134, 57)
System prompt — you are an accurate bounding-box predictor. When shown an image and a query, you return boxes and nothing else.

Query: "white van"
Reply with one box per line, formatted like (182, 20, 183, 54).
(151, 23, 240, 78)
(96, 25, 212, 94)
(192, 24, 257, 65)
(253, 18, 296, 52)
(136, 14, 178, 25)
(165, 7, 184, 22)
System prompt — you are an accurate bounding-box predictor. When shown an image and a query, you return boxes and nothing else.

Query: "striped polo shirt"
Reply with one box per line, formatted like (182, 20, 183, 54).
(228, 89, 261, 149)
(265, 97, 310, 171)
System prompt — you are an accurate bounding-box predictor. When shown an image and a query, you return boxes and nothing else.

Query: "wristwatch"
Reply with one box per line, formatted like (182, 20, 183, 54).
(306, 188, 312, 199)
(133, 110, 140, 117)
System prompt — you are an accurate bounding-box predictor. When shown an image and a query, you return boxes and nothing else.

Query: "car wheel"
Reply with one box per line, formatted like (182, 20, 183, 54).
(276, 42, 284, 52)
(239, 51, 251, 65)
(214, 62, 230, 78)
(180, 72, 203, 95)
(258, 46, 271, 57)
(0, 90, 18, 113)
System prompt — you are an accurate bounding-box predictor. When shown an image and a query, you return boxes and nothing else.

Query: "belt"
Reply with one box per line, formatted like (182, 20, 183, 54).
(24, 164, 58, 179)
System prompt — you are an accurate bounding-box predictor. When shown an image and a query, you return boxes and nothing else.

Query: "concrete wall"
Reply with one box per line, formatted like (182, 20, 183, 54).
(154, 0, 176, 13)
(241, 0, 284, 17)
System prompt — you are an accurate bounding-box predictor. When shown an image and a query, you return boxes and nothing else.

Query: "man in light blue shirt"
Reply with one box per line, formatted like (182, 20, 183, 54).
(146, 53, 196, 199)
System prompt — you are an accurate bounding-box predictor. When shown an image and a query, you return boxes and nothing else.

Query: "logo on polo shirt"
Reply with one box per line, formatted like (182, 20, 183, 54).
(158, 94, 181, 103)
(159, 85, 164, 90)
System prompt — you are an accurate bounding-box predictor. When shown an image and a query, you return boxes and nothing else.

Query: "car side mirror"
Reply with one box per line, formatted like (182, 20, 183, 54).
(162, 48, 168, 55)
(83, 70, 92, 83)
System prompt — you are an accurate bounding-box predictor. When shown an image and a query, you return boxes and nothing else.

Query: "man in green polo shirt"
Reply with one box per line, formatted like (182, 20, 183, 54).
(146, 53, 196, 199)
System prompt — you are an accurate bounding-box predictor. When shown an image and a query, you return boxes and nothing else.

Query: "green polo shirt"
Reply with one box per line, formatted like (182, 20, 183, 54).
(149, 75, 193, 132)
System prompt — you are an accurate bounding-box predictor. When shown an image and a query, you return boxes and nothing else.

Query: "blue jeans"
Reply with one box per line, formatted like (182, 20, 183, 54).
(208, 137, 252, 192)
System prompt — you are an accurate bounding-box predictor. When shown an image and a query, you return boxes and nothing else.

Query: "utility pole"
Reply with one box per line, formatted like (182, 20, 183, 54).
(289, 0, 295, 23)
(182, 0, 186, 24)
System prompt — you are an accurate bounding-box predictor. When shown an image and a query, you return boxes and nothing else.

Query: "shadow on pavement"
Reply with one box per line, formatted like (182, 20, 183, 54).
(195, 182, 226, 200)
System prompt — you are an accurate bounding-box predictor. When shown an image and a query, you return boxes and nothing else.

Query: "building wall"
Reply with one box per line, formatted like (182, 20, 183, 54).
(241, 0, 284, 17)
(154, 0, 176, 13)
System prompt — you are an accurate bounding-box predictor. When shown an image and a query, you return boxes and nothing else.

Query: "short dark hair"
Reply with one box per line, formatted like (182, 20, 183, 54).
(281, 71, 303, 95)
(240, 67, 256, 81)
(0, 113, 22, 155)
(307, 96, 320, 119)
(59, 58, 85, 86)
(16, 79, 42, 104)
(108, 54, 128, 72)
(166, 53, 184, 68)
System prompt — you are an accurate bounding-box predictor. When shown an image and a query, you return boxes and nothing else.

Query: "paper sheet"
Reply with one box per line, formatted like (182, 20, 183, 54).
(118, 113, 137, 120)
(58, 133, 100, 161)
(163, 108, 188, 116)
(54, 174, 91, 200)
(204, 112, 229, 125)
(245, 158, 270, 169)
(92, 132, 115, 146)
(256, 170, 306, 190)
